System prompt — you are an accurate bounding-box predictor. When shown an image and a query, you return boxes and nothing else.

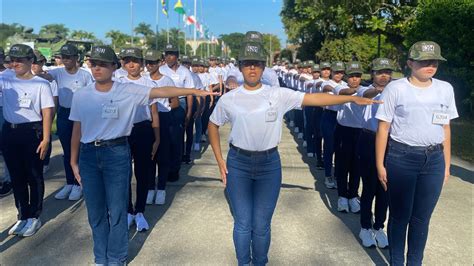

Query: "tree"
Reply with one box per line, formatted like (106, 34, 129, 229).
(134, 22, 154, 37)
(106, 30, 130, 50)
(39, 23, 70, 39)
(0, 23, 28, 47)
(219, 33, 245, 58)
(70, 30, 96, 41)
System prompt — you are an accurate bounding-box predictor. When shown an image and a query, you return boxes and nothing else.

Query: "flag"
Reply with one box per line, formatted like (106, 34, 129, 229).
(174, 0, 185, 15)
(161, 0, 168, 16)
(186, 15, 196, 25)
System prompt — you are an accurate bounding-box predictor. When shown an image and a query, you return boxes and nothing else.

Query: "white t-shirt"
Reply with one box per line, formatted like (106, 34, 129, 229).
(116, 76, 156, 123)
(159, 64, 195, 98)
(358, 85, 381, 132)
(198, 73, 210, 90)
(376, 78, 458, 146)
(262, 67, 280, 87)
(335, 85, 364, 128)
(146, 75, 174, 112)
(321, 79, 347, 111)
(113, 67, 128, 79)
(48, 67, 94, 108)
(0, 75, 55, 123)
(208, 66, 223, 85)
(210, 85, 305, 151)
(69, 82, 151, 143)
(191, 72, 204, 90)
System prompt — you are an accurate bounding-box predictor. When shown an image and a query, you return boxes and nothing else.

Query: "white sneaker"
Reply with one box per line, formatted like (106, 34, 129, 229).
(193, 143, 200, 151)
(21, 218, 42, 237)
(349, 197, 361, 213)
(154, 190, 166, 205)
(68, 185, 82, 201)
(43, 165, 50, 174)
(373, 228, 389, 248)
(297, 133, 303, 139)
(146, 190, 155, 205)
(303, 141, 307, 147)
(55, 184, 73, 200)
(289, 121, 295, 127)
(9, 220, 28, 235)
(127, 213, 135, 230)
(359, 228, 376, 248)
(307, 152, 314, 158)
(135, 212, 149, 232)
(337, 197, 349, 212)
(324, 176, 336, 189)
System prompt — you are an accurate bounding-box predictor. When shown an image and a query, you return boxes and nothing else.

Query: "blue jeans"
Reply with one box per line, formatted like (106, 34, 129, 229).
(57, 107, 78, 185)
(321, 110, 337, 177)
(226, 147, 282, 266)
(385, 140, 445, 266)
(80, 141, 131, 265)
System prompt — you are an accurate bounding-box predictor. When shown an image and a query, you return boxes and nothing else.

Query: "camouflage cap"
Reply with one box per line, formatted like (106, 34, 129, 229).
(120, 47, 143, 60)
(144, 49, 162, 61)
(164, 43, 179, 53)
(244, 31, 264, 43)
(312, 64, 321, 72)
(209, 54, 217, 60)
(408, 41, 446, 61)
(33, 50, 46, 63)
(191, 56, 201, 65)
(320, 61, 331, 69)
(4, 55, 11, 62)
(294, 58, 302, 64)
(8, 44, 34, 58)
(180, 55, 191, 64)
(85, 51, 91, 57)
(198, 58, 205, 66)
(60, 43, 79, 56)
(90, 45, 120, 66)
(238, 41, 267, 62)
(345, 61, 363, 75)
(372, 58, 395, 71)
(306, 60, 315, 67)
(331, 61, 345, 72)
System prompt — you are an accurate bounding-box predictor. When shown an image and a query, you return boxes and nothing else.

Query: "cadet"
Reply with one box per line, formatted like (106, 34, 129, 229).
(357, 58, 394, 248)
(208, 41, 379, 266)
(376, 41, 458, 265)
(2, 44, 54, 237)
(49, 44, 94, 201)
(69, 45, 212, 265)
(333, 62, 365, 213)
(0, 47, 13, 197)
(320, 61, 347, 189)
(159, 44, 195, 181)
(116, 47, 161, 231)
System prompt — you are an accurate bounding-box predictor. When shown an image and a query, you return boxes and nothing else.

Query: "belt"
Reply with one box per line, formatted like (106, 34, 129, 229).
(84, 136, 128, 147)
(362, 128, 376, 135)
(4, 121, 42, 129)
(389, 139, 443, 152)
(133, 120, 152, 128)
(229, 143, 277, 157)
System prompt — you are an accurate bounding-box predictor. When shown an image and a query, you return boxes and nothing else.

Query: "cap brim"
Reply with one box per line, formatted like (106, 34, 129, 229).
(410, 55, 447, 61)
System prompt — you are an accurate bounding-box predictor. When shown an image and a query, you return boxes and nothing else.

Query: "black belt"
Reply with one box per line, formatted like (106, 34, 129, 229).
(362, 128, 376, 135)
(230, 143, 277, 157)
(4, 121, 42, 129)
(133, 120, 152, 128)
(84, 136, 128, 147)
(389, 139, 443, 152)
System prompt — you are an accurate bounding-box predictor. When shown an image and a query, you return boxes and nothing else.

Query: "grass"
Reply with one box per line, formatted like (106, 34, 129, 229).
(451, 117, 474, 163)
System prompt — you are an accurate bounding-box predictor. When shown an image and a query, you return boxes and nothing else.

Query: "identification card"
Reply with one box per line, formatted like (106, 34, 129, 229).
(102, 104, 119, 119)
(432, 111, 449, 125)
(265, 107, 277, 122)
(18, 96, 32, 108)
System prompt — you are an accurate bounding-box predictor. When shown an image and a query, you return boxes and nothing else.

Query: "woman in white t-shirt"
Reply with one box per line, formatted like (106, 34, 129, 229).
(208, 41, 379, 266)
(69, 45, 213, 265)
(375, 41, 458, 266)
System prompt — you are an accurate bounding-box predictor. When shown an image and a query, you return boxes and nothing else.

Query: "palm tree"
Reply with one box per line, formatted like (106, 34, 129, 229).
(106, 30, 129, 50)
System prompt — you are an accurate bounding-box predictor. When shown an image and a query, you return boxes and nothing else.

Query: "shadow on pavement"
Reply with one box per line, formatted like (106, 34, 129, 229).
(450, 164, 473, 184)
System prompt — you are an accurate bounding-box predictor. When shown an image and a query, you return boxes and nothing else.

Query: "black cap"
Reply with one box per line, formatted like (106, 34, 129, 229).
(60, 44, 79, 56)
(8, 44, 35, 59)
(164, 43, 179, 53)
(90, 45, 121, 68)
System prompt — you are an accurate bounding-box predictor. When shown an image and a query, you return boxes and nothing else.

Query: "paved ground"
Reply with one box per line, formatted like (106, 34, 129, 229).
(0, 124, 473, 265)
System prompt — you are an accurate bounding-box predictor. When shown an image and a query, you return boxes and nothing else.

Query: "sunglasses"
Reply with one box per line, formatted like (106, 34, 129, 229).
(90, 60, 113, 68)
(241, 61, 265, 68)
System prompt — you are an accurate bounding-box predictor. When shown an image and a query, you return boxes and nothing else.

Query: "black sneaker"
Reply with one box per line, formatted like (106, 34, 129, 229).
(182, 155, 192, 165)
(0, 182, 13, 197)
(316, 160, 324, 170)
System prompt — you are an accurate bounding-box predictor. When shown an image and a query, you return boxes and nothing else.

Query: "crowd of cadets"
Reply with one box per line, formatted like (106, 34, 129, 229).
(0, 35, 457, 266)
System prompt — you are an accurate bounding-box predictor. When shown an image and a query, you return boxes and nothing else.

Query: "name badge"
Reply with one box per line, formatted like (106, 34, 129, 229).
(432, 111, 449, 125)
(102, 104, 119, 119)
(265, 107, 277, 122)
(18, 96, 32, 108)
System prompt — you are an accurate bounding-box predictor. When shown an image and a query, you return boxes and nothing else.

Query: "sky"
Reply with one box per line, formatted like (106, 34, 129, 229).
(1, 0, 288, 47)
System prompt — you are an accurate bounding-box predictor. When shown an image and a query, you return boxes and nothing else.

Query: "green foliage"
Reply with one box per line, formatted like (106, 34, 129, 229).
(316, 34, 400, 71)
(70, 30, 97, 41)
(39, 24, 70, 39)
(219, 33, 245, 58)
(0, 23, 27, 47)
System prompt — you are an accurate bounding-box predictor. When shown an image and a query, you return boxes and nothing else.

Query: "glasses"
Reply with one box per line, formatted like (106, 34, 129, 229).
(90, 60, 113, 68)
(241, 61, 264, 68)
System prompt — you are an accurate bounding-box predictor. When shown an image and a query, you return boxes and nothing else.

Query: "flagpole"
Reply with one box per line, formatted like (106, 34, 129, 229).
(155, 0, 159, 48)
(193, 0, 197, 55)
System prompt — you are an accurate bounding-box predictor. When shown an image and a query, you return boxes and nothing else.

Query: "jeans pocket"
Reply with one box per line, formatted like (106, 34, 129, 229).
(387, 145, 407, 159)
